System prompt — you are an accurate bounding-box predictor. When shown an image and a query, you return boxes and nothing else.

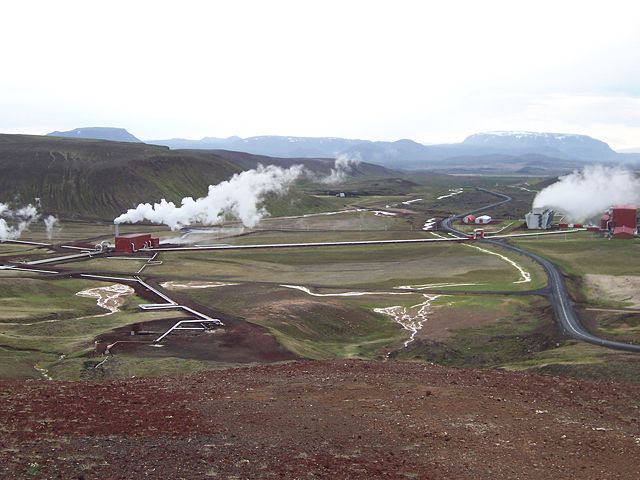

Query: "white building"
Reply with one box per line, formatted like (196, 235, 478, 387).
(525, 207, 555, 229)
(475, 215, 492, 224)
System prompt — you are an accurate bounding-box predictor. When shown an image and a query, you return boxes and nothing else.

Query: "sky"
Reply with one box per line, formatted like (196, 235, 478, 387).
(2, 0, 640, 149)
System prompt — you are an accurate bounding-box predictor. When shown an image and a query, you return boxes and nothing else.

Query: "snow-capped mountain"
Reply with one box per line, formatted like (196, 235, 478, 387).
(148, 130, 626, 166)
(49, 127, 639, 173)
(462, 131, 616, 161)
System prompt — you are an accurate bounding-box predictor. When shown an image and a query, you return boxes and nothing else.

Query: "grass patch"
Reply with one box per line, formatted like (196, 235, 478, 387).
(179, 284, 409, 359)
(154, 241, 540, 290)
(0, 278, 104, 322)
(503, 342, 640, 383)
(397, 295, 560, 366)
(0, 277, 187, 378)
(513, 234, 640, 277)
(48, 354, 212, 380)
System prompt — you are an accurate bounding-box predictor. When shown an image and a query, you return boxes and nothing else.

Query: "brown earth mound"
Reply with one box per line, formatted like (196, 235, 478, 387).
(1, 360, 639, 479)
(96, 318, 297, 363)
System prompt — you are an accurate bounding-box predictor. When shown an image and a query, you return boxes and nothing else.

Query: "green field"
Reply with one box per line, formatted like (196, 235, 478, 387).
(149, 241, 544, 291)
(513, 233, 640, 277)
(0, 277, 184, 379)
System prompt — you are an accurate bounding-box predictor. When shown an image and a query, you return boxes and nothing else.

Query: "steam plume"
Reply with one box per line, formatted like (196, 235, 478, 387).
(320, 153, 361, 185)
(43, 215, 60, 240)
(533, 165, 640, 222)
(0, 202, 41, 240)
(114, 164, 306, 230)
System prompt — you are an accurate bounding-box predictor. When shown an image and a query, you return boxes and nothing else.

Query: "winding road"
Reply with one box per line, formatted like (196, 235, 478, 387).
(441, 188, 640, 353)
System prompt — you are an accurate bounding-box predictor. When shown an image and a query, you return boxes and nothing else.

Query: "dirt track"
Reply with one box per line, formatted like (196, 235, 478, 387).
(2, 360, 639, 479)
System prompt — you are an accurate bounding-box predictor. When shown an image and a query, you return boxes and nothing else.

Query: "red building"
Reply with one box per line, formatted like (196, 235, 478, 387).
(115, 233, 160, 253)
(611, 206, 637, 229)
(609, 206, 637, 239)
(613, 226, 636, 239)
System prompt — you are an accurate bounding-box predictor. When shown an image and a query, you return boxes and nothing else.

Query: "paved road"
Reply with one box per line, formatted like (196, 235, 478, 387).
(441, 189, 640, 353)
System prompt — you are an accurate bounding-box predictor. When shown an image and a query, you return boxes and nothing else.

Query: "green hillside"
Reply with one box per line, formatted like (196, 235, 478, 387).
(0, 134, 388, 220)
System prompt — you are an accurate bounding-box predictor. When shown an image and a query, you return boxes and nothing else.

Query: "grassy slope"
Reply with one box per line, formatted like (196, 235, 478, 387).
(504, 233, 640, 380)
(513, 233, 640, 277)
(174, 283, 410, 360)
(0, 277, 179, 378)
(0, 134, 388, 220)
(399, 295, 559, 365)
(150, 241, 541, 290)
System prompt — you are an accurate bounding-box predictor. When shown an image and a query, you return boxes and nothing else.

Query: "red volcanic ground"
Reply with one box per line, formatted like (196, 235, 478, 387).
(1, 360, 639, 479)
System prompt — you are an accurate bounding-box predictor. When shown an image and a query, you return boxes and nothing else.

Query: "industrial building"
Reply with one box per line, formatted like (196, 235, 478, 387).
(462, 214, 491, 225)
(525, 207, 555, 230)
(601, 206, 638, 239)
(115, 233, 160, 253)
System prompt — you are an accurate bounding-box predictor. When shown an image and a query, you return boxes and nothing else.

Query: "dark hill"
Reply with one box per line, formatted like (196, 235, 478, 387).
(47, 127, 142, 143)
(0, 134, 391, 220)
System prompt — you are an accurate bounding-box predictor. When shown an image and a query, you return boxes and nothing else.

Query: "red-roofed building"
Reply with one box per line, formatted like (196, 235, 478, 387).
(115, 233, 159, 253)
(613, 226, 636, 239)
(611, 206, 637, 229)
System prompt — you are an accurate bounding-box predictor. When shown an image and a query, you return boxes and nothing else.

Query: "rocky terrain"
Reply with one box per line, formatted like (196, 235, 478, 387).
(2, 360, 639, 479)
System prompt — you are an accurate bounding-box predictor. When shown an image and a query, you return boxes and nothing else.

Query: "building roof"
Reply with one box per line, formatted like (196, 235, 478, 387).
(115, 233, 152, 239)
(613, 226, 636, 238)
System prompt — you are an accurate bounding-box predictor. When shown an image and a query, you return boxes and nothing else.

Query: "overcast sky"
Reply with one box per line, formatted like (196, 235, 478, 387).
(2, 0, 640, 149)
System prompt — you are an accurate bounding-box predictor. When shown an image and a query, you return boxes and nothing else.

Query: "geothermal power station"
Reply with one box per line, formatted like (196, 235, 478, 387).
(525, 205, 637, 239)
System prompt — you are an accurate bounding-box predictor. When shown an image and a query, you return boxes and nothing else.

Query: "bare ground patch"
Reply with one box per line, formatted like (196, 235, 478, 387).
(417, 304, 501, 341)
(585, 274, 640, 308)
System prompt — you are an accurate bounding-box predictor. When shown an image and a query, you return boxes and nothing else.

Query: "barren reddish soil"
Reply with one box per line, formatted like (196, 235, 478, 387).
(97, 319, 297, 363)
(1, 360, 639, 479)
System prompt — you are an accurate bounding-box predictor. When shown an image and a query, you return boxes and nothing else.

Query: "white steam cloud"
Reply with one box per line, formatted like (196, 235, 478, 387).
(114, 164, 306, 230)
(43, 215, 60, 240)
(0, 202, 55, 241)
(533, 165, 640, 222)
(320, 153, 361, 185)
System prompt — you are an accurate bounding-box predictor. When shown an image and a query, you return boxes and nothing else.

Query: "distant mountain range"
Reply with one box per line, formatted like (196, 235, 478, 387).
(48, 127, 640, 173)
(147, 131, 640, 171)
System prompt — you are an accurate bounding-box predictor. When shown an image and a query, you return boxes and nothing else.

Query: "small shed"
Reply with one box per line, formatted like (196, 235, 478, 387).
(475, 215, 492, 224)
(462, 214, 476, 224)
